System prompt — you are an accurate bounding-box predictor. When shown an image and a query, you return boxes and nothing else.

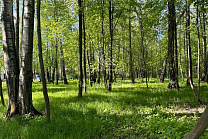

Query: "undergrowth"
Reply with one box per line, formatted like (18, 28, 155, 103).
(0, 78, 207, 139)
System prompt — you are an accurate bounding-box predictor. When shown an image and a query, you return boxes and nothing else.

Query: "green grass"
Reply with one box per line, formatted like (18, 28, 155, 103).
(0, 78, 208, 139)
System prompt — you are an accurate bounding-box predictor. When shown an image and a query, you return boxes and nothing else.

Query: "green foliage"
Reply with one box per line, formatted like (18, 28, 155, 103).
(0, 78, 208, 138)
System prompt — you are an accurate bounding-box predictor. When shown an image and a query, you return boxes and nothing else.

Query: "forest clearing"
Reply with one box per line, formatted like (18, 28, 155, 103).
(0, 79, 208, 138)
(1, 0, 208, 138)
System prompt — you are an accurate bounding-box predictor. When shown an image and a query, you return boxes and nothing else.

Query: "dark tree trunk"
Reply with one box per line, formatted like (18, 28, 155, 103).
(1, 0, 19, 117)
(87, 49, 92, 86)
(59, 39, 68, 84)
(46, 45, 50, 83)
(122, 41, 125, 80)
(0, 77, 5, 106)
(52, 67, 55, 83)
(101, 0, 107, 89)
(140, 16, 147, 86)
(78, 0, 83, 97)
(19, 0, 40, 115)
(186, 0, 193, 86)
(108, 0, 113, 91)
(55, 44, 58, 85)
(97, 33, 101, 84)
(37, 0, 50, 121)
(179, 24, 184, 82)
(174, 3, 179, 90)
(167, 0, 177, 89)
(160, 58, 167, 83)
(15, 0, 19, 71)
(129, 13, 134, 84)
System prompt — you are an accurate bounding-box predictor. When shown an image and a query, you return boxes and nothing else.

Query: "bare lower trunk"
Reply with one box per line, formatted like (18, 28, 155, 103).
(19, 0, 40, 115)
(1, 0, 19, 117)
(108, 0, 113, 91)
(129, 13, 134, 84)
(167, 1, 177, 89)
(201, 7, 207, 82)
(185, 108, 208, 139)
(60, 39, 68, 84)
(78, 0, 83, 97)
(55, 45, 58, 85)
(0, 78, 5, 106)
(160, 56, 167, 83)
(52, 67, 55, 83)
(37, 0, 50, 121)
(83, 11, 87, 92)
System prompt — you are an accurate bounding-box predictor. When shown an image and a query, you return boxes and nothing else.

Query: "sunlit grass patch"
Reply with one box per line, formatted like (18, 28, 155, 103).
(0, 78, 207, 138)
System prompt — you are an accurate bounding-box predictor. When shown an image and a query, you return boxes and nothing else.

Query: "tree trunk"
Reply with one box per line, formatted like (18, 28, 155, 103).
(179, 24, 184, 82)
(122, 41, 125, 80)
(186, 0, 193, 86)
(196, 2, 200, 102)
(108, 0, 113, 91)
(59, 39, 68, 84)
(55, 44, 58, 85)
(160, 56, 167, 83)
(87, 49, 92, 86)
(167, 0, 177, 89)
(0, 77, 5, 106)
(97, 55, 101, 84)
(37, 0, 50, 122)
(201, 6, 207, 82)
(52, 67, 55, 83)
(1, 0, 19, 117)
(83, 10, 87, 92)
(15, 0, 19, 71)
(78, 0, 83, 97)
(174, 3, 179, 90)
(185, 107, 208, 139)
(101, 0, 107, 89)
(129, 13, 134, 84)
(19, 0, 40, 115)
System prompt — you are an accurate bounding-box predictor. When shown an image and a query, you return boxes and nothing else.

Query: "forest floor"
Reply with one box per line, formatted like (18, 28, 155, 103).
(0, 78, 208, 139)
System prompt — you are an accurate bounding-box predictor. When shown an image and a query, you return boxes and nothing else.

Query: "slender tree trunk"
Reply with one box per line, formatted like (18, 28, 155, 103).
(160, 56, 167, 83)
(97, 34, 101, 84)
(129, 13, 134, 83)
(174, 4, 179, 90)
(122, 42, 125, 80)
(87, 49, 92, 86)
(15, 0, 19, 71)
(1, 0, 19, 117)
(19, 0, 40, 115)
(140, 16, 147, 86)
(52, 67, 55, 83)
(37, 0, 50, 122)
(46, 45, 50, 82)
(55, 44, 58, 85)
(59, 39, 68, 84)
(78, 0, 83, 97)
(186, 0, 193, 86)
(179, 24, 184, 82)
(196, 3, 200, 102)
(108, 0, 113, 91)
(101, 0, 107, 89)
(184, 27, 188, 84)
(83, 11, 87, 92)
(201, 6, 207, 82)
(0, 77, 5, 106)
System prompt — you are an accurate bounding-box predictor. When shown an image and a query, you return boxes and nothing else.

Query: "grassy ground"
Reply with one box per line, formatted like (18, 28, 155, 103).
(0, 78, 208, 139)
